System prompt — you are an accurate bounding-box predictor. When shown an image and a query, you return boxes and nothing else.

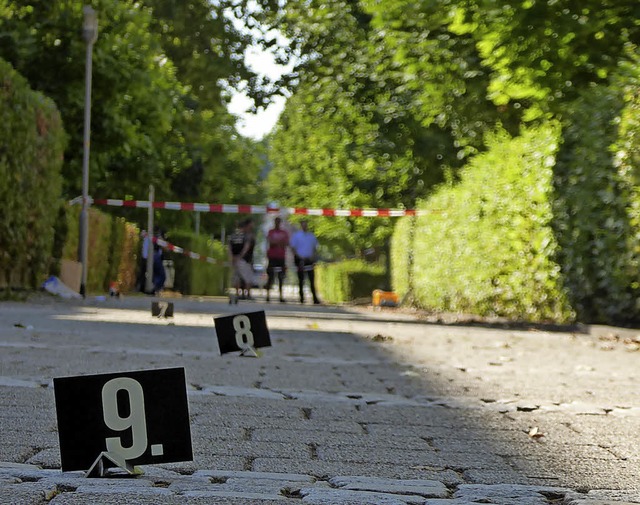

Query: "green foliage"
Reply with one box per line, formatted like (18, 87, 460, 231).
(1, 1, 266, 240)
(59, 205, 139, 293)
(457, 0, 640, 115)
(140, 0, 266, 235)
(0, 58, 66, 288)
(390, 216, 414, 301)
(362, 0, 523, 149)
(316, 260, 387, 304)
(551, 82, 640, 322)
(0, 0, 189, 199)
(167, 231, 228, 296)
(393, 124, 575, 322)
(265, 0, 462, 256)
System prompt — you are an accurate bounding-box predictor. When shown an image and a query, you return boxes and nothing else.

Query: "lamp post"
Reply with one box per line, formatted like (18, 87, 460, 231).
(79, 6, 98, 297)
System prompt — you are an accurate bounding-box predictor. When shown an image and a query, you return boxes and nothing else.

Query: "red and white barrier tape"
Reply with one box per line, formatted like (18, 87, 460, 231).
(91, 198, 420, 217)
(150, 235, 220, 265)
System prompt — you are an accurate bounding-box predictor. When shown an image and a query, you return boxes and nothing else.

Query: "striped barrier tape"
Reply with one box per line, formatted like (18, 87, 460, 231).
(148, 235, 220, 265)
(91, 198, 420, 217)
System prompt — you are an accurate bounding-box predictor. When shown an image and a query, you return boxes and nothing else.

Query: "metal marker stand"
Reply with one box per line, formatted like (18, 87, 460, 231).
(239, 345, 259, 358)
(86, 451, 142, 478)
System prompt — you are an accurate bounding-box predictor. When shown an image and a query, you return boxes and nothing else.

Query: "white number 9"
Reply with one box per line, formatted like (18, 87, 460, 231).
(102, 377, 148, 460)
(233, 315, 254, 349)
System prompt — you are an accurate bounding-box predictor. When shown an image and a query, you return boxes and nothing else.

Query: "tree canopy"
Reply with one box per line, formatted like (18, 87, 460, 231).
(0, 0, 267, 233)
(251, 0, 640, 256)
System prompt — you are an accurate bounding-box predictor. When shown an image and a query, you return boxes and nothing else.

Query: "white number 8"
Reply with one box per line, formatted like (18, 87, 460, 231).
(233, 315, 254, 349)
(102, 377, 148, 460)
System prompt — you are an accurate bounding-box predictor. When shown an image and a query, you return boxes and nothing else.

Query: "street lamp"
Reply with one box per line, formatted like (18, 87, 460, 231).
(79, 6, 98, 297)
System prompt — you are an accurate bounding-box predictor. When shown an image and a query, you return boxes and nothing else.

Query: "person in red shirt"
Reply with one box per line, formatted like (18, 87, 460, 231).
(266, 217, 289, 303)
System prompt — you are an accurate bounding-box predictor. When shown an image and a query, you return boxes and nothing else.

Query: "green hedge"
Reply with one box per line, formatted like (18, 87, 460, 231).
(316, 260, 387, 304)
(393, 71, 640, 324)
(390, 215, 414, 302)
(551, 83, 640, 322)
(58, 205, 140, 293)
(0, 59, 66, 288)
(167, 231, 228, 296)
(393, 124, 574, 322)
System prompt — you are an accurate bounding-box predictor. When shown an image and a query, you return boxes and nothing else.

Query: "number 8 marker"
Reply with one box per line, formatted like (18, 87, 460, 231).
(233, 315, 254, 349)
(102, 377, 148, 460)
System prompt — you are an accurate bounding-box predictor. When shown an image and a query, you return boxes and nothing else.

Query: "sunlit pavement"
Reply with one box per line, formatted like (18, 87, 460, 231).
(1, 294, 639, 504)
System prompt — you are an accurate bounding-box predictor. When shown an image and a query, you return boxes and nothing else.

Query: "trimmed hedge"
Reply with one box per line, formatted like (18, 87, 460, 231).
(168, 231, 227, 296)
(316, 260, 387, 304)
(0, 59, 66, 288)
(552, 84, 640, 322)
(390, 215, 414, 302)
(393, 124, 574, 322)
(58, 205, 140, 293)
(393, 72, 640, 324)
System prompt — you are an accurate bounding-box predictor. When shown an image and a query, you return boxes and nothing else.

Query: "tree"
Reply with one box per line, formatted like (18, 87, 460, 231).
(1, 0, 267, 237)
(259, 0, 464, 255)
(457, 0, 640, 116)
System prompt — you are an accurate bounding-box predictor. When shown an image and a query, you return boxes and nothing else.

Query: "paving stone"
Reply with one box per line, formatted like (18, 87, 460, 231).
(0, 483, 49, 505)
(193, 469, 315, 482)
(251, 427, 429, 450)
(452, 484, 569, 505)
(250, 457, 463, 485)
(2, 298, 640, 502)
(26, 447, 60, 468)
(329, 475, 449, 498)
(566, 501, 640, 505)
(300, 487, 427, 504)
(564, 489, 640, 504)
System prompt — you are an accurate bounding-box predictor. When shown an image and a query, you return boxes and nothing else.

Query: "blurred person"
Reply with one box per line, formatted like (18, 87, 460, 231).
(228, 219, 254, 303)
(290, 219, 321, 304)
(241, 218, 256, 300)
(266, 217, 289, 303)
(152, 227, 166, 295)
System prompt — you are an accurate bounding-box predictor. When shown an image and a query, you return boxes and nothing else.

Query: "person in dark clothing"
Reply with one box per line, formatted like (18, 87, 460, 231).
(228, 219, 255, 302)
(241, 219, 256, 300)
(152, 228, 166, 294)
(290, 220, 321, 304)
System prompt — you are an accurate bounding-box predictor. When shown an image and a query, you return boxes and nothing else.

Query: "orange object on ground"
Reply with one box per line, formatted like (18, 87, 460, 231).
(372, 289, 399, 307)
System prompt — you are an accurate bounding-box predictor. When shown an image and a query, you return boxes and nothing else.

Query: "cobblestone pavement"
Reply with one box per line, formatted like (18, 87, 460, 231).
(1, 295, 639, 504)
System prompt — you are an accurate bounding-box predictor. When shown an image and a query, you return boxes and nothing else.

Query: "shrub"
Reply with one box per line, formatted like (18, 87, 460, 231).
(59, 205, 139, 293)
(0, 58, 66, 288)
(390, 215, 415, 301)
(167, 231, 228, 296)
(393, 124, 575, 322)
(316, 260, 387, 304)
(551, 81, 640, 323)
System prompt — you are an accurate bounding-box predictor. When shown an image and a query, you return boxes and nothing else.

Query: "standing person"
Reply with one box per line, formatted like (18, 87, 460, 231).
(266, 217, 289, 303)
(228, 219, 254, 303)
(152, 228, 166, 295)
(290, 219, 321, 304)
(241, 218, 256, 300)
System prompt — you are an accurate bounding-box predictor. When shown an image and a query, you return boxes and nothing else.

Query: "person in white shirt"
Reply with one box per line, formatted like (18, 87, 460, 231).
(290, 220, 321, 304)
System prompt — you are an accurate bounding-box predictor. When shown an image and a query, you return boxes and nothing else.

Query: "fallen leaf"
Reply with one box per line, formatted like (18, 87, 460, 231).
(371, 334, 393, 342)
(528, 426, 545, 439)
